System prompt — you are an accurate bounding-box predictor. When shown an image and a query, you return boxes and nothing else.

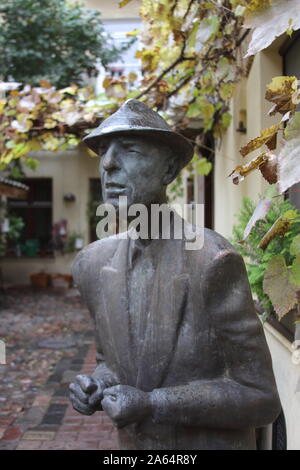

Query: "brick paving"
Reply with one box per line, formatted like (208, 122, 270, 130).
(1, 343, 119, 450)
(0, 287, 119, 450)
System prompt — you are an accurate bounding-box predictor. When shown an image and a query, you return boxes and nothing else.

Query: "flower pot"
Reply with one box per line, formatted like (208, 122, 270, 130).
(30, 273, 49, 288)
(50, 274, 73, 288)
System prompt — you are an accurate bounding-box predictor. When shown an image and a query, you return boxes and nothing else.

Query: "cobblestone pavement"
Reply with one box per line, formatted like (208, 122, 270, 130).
(0, 287, 119, 450)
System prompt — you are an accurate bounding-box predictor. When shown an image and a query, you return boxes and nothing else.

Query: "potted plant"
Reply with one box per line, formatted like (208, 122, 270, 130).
(231, 192, 300, 361)
(63, 232, 84, 253)
(30, 271, 50, 288)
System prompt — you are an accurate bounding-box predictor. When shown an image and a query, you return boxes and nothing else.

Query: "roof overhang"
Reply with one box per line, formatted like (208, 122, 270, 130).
(0, 176, 29, 200)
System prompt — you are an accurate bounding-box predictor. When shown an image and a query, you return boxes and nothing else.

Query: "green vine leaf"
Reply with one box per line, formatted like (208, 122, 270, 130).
(263, 255, 298, 320)
(290, 254, 300, 286)
(258, 215, 292, 250)
(290, 234, 300, 256)
(195, 158, 212, 176)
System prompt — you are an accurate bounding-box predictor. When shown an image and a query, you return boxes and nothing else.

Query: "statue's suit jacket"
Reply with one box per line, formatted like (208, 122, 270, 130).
(72, 225, 281, 450)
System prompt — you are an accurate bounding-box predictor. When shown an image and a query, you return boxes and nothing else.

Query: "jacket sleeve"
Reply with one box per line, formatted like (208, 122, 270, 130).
(150, 250, 281, 429)
(71, 248, 119, 388)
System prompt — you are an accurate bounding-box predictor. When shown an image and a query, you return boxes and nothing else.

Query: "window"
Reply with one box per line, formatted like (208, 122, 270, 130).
(88, 178, 103, 243)
(7, 178, 53, 256)
(103, 19, 141, 78)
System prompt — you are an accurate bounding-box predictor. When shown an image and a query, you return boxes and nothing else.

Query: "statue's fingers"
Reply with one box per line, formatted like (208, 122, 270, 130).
(103, 385, 120, 401)
(76, 374, 93, 392)
(70, 393, 94, 416)
(76, 374, 97, 394)
(69, 382, 89, 404)
(88, 389, 103, 408)
(101, 396, 120, 418)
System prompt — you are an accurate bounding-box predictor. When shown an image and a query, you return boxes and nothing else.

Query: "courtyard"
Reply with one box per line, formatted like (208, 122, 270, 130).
(0, 287, 118, 450)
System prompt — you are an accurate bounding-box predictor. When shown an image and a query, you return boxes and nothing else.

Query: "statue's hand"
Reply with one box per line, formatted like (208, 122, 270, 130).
(101, 384, 152, 428)
(69, 374, 105, 416)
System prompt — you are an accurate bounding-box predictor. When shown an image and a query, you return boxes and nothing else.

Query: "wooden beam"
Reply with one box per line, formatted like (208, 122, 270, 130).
(0, 183, 28, 200)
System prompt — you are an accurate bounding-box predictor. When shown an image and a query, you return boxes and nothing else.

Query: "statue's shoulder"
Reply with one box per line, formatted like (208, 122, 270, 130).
(71, 234, 122, 278)
(203, 227, 236, 255)
(187, 226, 240, 266)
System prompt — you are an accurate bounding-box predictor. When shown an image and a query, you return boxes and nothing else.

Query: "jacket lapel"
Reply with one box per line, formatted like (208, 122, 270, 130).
(136, 239, 190, 391)
(99, 237, 135, 385)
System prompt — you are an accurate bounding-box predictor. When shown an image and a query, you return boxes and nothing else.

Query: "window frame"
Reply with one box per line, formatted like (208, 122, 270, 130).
(6, 177, 53, 257)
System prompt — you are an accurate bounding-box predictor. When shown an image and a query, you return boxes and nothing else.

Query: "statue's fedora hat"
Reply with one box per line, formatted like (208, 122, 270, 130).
(83, 99, 194, 169)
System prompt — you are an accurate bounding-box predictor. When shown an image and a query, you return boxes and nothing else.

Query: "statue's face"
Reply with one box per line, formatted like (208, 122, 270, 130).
(99, 134, 175, 209)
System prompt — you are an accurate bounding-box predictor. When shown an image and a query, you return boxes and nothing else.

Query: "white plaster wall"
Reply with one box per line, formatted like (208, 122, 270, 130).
(214, 80, 247, 238)
(265, 324, 300, 450)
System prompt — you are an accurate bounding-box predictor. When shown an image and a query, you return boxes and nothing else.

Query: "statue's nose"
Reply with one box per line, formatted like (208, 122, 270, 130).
(102, 146, 119, 171)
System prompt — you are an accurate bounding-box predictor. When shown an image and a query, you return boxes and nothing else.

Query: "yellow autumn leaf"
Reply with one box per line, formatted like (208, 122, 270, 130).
(102, 76, 114, 89)
(44, 118, 58, 129)
(219, 82, 234, 101)
(28, 139, 42, 152)
(0, 100, 5, 114)
(39, 79, 52, 89)
(126, 29, 140, 37)
(240, 123, 281, 157)
(246, 0, 272, 12)
(259, 216, 292, 250)
(229, 152, 271, 184)
(128, 72, 138, 84)
(0, 149, 14, 165)
(265, 76, 298, 115)
(118, 0, 132, 7)
(12, 142, 32, 159)
(61, 84, 78, 95)
(86, 147, 98, 157)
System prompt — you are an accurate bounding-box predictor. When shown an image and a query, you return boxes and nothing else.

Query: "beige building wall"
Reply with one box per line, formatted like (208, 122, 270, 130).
(214, 48, 282, 238)
(2, 147, 99, 284)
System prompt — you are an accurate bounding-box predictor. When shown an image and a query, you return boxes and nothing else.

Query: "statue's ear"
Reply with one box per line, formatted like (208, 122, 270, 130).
(163, 156, 180, 185)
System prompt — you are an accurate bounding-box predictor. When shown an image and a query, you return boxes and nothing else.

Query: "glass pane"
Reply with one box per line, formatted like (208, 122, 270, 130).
(89, 178, 102, 243)
(6, 178, 53, 256)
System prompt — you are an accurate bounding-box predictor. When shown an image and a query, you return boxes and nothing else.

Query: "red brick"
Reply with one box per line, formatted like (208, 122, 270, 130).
(62, 417, 83, 425)
(65, 408, 80, 417)
(40, 441, 67, 450)
(55, 431, 78, 440)
(100, 423, 114, 431)
(59, 425, 82, 431)
(32, 395, 51, 408)
(51, 397, 69, 405)
(74, 441, 99, 450)
(78, 431, 109, 441)
(16, 440, 42, 450)
(41, 440, 99, 450)
(99, 439, 119, 450)
(82, 424, 106, 432)
(0, 417, 14, 426)
(2, 425, 22, 441)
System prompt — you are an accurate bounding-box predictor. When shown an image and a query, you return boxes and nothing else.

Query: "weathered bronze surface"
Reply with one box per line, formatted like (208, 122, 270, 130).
(69, 99, 280, 450)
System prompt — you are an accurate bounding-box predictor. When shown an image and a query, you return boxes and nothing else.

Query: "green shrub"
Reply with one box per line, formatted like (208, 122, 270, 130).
(231, 194, 300, 316)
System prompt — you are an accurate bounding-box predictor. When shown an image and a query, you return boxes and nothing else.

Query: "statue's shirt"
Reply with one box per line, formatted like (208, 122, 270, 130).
(127, 238, 158, 372)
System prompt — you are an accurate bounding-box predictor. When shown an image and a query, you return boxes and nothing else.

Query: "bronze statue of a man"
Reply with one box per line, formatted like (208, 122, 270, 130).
(69, 99, 280, 450)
